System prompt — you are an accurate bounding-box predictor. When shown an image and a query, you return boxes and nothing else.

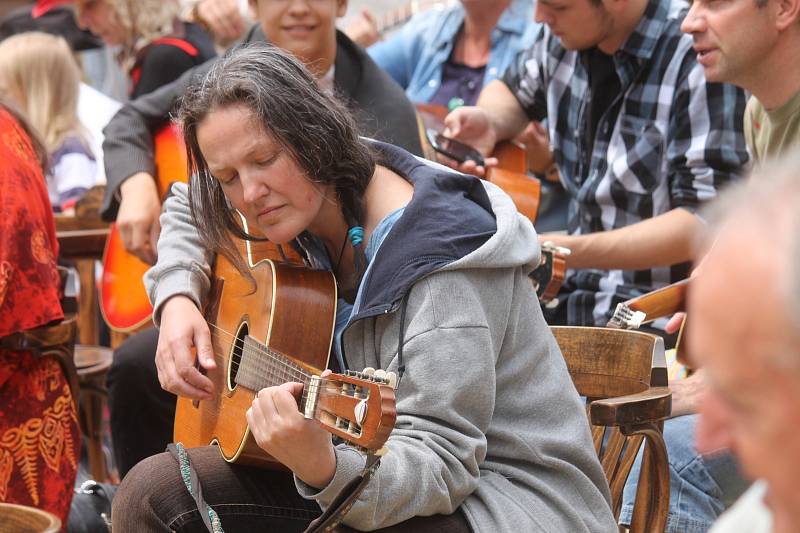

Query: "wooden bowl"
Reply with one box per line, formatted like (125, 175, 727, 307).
(0, 503, 61, 533)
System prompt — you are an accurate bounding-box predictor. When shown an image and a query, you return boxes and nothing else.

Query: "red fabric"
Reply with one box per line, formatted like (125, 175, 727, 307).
(0, 107, 78, 524)
(32, 0, 72, 18)
(151, 37, 199, 57)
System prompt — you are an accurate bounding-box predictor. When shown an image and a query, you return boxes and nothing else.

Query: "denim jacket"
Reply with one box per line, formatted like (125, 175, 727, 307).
(368, 0, 540, 103)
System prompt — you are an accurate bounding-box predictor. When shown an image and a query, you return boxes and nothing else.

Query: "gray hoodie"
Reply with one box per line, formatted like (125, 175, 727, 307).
(145, 142, 617, 532)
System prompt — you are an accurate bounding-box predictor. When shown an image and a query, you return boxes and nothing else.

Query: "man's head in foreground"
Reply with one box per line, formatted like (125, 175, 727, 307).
(689, 154, 800, 530)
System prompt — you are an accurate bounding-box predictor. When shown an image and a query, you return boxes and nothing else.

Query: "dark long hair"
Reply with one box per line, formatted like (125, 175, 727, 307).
(176, 42, 375, 277)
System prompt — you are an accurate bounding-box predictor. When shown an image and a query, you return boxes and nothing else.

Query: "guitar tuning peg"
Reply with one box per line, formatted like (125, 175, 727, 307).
(362, 367, 375, 376)
(374, 369, 387, 381)
(386, 371, 398, 389)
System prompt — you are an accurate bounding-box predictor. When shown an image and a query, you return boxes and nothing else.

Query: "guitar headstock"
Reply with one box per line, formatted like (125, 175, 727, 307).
(530, 242, 570, 305)
(305, 369, 397, 453)
(607, 303, 647, 329)
(607, 278, 690, 329)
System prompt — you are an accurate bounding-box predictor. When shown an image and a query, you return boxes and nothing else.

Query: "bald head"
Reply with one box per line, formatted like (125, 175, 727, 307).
(689, 154, 800, 516)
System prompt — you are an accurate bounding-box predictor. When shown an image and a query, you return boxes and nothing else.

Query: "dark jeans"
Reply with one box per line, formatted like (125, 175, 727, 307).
(112, 446, 472, 533)
(106, 327, 176, 478)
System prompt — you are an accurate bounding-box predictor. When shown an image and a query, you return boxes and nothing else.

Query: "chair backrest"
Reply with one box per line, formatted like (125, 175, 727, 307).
(552, 326, 671, 533)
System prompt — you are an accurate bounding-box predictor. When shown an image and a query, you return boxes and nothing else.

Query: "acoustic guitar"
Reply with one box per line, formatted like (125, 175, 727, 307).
(530, 242, 570, 305)
(415, 103, 542, 223)
(99, 125, 188, 332)
(416, 103, 569, 304)
(173, 229, 397, 468)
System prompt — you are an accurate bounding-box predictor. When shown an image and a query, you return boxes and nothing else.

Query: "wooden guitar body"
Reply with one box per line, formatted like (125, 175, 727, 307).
(415, 103, 542, 223)
(485, 141, 541, 223)
(174, 250, 337, 468)
(100, 125, 188, 332)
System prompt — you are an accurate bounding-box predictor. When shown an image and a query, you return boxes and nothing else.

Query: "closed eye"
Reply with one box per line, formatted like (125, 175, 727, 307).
(214, 171, 238, 185)
(255, 154, 278, 168)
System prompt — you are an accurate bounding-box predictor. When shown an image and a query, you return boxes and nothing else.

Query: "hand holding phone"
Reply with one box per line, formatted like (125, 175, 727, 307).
(426, 129, 485, 167)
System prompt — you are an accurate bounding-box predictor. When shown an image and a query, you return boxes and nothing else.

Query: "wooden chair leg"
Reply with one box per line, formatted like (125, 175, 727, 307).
(75, 345, 114, 482)
(79, 382, 109, 482)
(75, 259, 98, 346)
(626, 423, 669, 533)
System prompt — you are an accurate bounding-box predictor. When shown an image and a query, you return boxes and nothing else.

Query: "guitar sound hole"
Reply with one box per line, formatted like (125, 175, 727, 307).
(227, 321, 249, 391)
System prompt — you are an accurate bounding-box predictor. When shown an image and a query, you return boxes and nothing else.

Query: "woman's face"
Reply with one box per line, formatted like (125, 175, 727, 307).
(74, 0, 127, 46)
(196, 104, 330, 244)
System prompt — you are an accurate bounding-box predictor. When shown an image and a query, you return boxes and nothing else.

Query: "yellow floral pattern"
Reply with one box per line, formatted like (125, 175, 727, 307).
(0, 383, 77, 505)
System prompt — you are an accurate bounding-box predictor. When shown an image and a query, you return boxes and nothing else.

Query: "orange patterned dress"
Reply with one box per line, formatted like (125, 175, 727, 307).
(0, 106, 80, 523)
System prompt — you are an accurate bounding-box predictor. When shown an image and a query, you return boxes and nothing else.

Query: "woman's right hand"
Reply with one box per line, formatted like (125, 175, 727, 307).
(443, 106, 499, 177)
(155, 295, 217, 400)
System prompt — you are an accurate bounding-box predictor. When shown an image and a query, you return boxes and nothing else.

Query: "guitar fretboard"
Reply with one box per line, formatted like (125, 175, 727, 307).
(236, 335, 311, 392)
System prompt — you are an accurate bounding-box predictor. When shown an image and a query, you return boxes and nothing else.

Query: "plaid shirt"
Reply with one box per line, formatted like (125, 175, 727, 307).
(503, 0, 749, 326)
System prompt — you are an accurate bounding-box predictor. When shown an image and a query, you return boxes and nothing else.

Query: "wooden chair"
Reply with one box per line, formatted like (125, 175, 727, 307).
(74, 344, 114, 482)
(54, 213, 109, 346)
(55, 215, 115, 482)
(552, 326, 672, 533)
(0, 503, 61, 533)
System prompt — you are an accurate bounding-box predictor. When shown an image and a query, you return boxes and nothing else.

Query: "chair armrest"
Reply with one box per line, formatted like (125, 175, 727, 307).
(590, 386, 672, 427)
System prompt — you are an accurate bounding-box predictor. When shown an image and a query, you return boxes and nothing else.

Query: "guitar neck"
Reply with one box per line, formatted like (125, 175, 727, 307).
(628, 278, 689, 317)
(608, 278, 690, 329)
(228, 332, 395, 451)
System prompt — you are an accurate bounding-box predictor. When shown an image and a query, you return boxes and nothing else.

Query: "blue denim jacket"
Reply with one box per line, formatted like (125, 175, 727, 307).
(368, 0, 541, 103)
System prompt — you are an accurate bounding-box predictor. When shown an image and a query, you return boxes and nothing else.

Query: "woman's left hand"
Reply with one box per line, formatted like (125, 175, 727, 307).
(246, 382, 337, 489)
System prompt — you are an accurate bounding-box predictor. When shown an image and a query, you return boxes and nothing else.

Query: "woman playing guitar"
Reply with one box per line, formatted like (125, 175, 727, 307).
(112, 43, 615, 533)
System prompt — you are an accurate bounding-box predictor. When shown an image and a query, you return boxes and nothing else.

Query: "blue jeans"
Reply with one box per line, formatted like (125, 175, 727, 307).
(619, 414, 750, 532)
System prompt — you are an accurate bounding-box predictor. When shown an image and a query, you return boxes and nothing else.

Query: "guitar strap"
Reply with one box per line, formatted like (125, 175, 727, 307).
(167, 442, 382, 533)
(167, 443, 224, 533)
(304, 452, 383, 533)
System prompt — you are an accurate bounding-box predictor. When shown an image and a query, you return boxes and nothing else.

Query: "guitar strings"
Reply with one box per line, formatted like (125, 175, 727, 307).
(203, 326, 376, 400)
(181, 329, 375, 427)
(181, 323, 375, 411)
(205, 322, 312, 383)
(192, 331, 364, 405)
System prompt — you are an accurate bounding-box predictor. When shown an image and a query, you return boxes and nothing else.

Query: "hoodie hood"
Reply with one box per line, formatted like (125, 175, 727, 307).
(352, 140, 540, 322)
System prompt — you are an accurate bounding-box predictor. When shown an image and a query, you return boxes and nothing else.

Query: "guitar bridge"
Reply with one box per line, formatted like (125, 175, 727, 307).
(608, 303, 647, 330)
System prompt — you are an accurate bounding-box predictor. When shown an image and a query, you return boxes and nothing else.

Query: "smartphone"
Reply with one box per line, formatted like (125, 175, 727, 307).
(426, 129, 485, 167)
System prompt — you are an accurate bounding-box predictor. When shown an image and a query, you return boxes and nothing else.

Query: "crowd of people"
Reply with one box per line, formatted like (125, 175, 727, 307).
(1, 0, 799, 531)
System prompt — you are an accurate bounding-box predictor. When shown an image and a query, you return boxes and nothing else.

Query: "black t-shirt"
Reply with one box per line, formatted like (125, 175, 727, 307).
(582, 47, 621, 161)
